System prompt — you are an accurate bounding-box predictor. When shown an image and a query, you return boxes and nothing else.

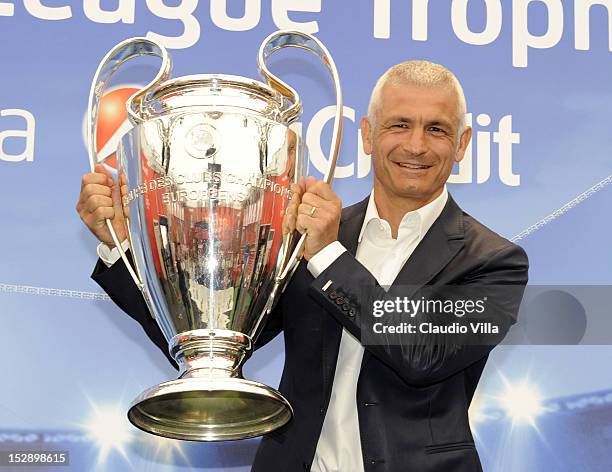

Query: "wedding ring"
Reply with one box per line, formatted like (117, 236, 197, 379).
(309, 206, 317, 216)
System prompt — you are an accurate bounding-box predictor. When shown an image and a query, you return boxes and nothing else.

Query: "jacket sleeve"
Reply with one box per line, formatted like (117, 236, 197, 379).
(253, 300, 284, 351)
(91, 256, 178, 369)
(308, 244, 529, 387)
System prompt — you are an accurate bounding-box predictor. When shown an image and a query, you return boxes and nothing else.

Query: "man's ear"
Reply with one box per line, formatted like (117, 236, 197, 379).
(454, 126, 472, 163)
(361, 116, 373, 156)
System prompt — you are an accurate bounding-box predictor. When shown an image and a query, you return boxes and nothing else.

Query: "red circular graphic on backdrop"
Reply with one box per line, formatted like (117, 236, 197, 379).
(95, 87, 139, 169)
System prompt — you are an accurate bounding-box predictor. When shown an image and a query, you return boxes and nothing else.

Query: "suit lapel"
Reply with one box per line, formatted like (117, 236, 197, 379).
(392, 195, 465, 288)
(339, 194, 465, 289)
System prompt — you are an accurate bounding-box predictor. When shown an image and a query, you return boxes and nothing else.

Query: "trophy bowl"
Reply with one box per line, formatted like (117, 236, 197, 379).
(87, 31, 342, 441)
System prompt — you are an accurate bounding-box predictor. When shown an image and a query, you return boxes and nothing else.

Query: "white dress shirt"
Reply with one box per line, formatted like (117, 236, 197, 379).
(97, 239, 130, 267)
(307, 186, 448, 472)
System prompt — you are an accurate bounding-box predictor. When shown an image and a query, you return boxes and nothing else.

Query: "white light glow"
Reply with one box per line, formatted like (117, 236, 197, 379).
(469, 393, 488, 426)
(83, 403, 133, 467)
(497, 380, 544, 427)
(144, 435, 191, 466)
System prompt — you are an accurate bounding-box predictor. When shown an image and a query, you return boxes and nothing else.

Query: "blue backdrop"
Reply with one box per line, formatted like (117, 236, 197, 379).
(1, 1, 612, 471)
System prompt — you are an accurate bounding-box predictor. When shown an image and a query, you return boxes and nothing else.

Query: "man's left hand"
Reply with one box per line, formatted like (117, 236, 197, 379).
(296, 177, 342, 261)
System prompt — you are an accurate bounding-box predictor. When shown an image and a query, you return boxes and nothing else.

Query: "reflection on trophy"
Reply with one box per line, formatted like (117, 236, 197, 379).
(86, 31, 342, 441)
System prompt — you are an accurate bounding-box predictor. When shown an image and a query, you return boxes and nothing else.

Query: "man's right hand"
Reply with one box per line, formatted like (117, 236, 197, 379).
(76, 164, 127, 248)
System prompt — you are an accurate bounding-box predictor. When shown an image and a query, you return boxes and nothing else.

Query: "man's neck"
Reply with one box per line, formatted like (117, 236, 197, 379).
(373, 183, 443, 238)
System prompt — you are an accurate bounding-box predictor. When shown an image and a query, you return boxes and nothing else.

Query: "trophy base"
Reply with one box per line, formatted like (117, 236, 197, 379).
(127, 377, 292, 441)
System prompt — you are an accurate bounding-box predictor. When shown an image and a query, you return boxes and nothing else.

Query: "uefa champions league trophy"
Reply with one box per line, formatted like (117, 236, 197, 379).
(86, 31, 342, 441)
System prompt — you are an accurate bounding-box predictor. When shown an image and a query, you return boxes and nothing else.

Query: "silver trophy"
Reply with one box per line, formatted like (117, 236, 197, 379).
(86, 31, 342, 441)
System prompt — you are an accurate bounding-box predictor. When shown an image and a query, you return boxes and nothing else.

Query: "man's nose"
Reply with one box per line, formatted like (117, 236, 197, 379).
(401, 128, 427, 156)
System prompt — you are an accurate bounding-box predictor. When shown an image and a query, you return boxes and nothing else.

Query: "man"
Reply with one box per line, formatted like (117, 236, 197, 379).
(78, 60, 528, 471)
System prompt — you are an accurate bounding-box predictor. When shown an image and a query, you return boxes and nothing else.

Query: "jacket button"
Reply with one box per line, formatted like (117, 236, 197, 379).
(348, 308, 356, 317)
(335, 297, 345, 305)
(341, 303, 350, 311)
(329, 291, 338, 300)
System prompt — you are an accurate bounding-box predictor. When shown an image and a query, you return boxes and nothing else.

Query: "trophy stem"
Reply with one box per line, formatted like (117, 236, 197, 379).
(171, 329, 249, 379)
(127, 329, 292, 441)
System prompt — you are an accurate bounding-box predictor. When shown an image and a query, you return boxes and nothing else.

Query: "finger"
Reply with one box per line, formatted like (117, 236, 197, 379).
(92, 206, 115, 222)
(287, 200, 300, 216)
(283, 219, 295, 236)
(287, 202, 300, 218)
(81, 183, 112, 201)
(296, 214, 315, 234)
(304, 176, 317, 190)
(81, 171, 110, 188)
(120, 184, 128, 200)
(86, 195, 113, 214)
(86, 213, 107, 230)
(289, 183, 303, 204)
(282, 207, 298, 235)
(301, 192, 328, 210)
(290, 182, 303, 196)
(288, 194, 301, 217)
(297, 202, 326, 217)
(301, 196, 339, 222)
(291, 186, 302, 199)
(304, 181, 338, 201)
(85, 196, 113, 217)
(95, 164, 112, 180)
(111, 182, 124, 210)
(96, 164, 117, 188)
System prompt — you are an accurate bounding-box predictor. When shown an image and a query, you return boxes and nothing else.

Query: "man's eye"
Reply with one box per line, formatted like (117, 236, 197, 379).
(392, 123, 409, 129)
(429, 127, 445, 134)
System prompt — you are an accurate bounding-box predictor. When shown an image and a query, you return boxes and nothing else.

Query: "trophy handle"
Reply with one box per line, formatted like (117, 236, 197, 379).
(87, 37, 171, 291)
(258, 30, 343, 282)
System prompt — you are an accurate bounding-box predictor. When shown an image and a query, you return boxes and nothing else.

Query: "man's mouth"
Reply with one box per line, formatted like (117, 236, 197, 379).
(394, 162, 432, 170)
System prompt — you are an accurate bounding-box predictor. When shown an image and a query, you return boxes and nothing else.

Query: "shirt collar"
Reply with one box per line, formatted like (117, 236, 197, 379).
(357, 186, 449, 243)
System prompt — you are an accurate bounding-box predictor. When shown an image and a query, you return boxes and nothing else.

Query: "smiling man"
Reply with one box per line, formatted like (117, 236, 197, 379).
(251, 61, 529, 472)
(80, 60, 528, 472)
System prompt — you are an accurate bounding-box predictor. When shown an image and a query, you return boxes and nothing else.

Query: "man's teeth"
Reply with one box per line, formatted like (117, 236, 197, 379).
(397, 162, 430, 169)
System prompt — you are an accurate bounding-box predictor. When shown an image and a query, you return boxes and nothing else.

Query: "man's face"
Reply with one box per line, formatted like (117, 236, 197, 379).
(361, 83, 472, 206)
